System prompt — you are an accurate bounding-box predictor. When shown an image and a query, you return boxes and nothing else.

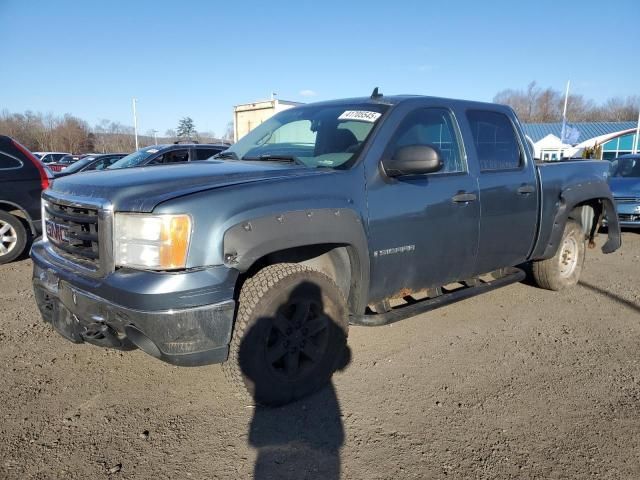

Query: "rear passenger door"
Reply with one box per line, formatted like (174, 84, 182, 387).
(465, 110, 539, 274)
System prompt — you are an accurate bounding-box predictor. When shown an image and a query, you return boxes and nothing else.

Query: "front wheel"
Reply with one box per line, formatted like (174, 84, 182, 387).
(532, 219, 586, 291)
(223, 263, 349, 406)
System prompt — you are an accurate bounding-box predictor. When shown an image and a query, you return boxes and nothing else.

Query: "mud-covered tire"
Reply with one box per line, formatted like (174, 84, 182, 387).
(222, 263, 349, 406)
(0, 211, 28, 265)
(532, 219, 586, 291)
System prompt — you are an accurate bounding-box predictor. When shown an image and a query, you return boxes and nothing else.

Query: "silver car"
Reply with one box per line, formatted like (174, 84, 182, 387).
(609, 154, 640, 228)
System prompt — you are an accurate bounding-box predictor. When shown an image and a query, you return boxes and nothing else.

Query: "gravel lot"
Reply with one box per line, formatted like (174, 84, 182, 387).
(1, 232, 639, 479)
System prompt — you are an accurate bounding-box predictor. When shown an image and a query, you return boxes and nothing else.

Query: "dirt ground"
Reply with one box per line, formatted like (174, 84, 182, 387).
(1, 232, 639, 480)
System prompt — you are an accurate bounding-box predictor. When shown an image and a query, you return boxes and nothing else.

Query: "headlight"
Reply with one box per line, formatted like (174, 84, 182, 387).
(114, 213, 192, 270)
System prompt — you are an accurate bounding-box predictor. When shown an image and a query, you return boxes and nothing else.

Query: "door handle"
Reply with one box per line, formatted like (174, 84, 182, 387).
(517, 184, 535, 195)
(451, 192, 477, 203)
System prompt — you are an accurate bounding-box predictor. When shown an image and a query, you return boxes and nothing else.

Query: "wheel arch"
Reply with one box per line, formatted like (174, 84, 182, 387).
(0, 201, 36, 235)
(224, 208, 370, 314)
(535, 182, 621, 260)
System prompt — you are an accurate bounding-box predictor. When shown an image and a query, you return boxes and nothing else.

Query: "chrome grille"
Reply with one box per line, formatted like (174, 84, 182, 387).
(44, 200, 100, 268)
(619, 214, 640, 222)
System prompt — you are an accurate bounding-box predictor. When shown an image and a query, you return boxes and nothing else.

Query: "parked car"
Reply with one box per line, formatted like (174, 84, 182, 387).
(53, 153, 127, 178)
(33, 152, 70, 164)
(608, 153, 640, 228)
(107, 143, 229, 169)
(46, 154, 88, 172)
(31, 93, 621, 405)
(0, 135, 52, 264)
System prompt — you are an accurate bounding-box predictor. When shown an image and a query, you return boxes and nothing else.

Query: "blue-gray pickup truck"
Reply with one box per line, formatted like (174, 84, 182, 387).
(31, 91, 621, 405)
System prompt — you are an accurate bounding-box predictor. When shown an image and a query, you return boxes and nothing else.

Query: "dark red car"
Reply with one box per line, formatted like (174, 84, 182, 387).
(46, 154, 88, 172)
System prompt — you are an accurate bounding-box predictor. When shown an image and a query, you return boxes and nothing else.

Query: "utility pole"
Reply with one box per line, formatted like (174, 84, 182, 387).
(151, 129, 158, 145)
(560, 80, 570, 144)
(132, 97, 139, 150)
(634, 108, 640, 154)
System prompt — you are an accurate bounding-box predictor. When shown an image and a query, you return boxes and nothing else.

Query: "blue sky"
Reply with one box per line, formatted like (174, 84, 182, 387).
(1, 0, 638, 136)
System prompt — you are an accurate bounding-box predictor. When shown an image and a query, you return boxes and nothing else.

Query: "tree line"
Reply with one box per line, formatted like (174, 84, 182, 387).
(1, 84, 637, 154)
(494, 82, 639, 123)
(0, 110, 231, 154)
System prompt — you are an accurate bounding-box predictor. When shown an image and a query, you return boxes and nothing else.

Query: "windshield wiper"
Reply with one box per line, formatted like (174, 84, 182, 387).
(242, 154, 303, 165)
(213, 151, 238, 160)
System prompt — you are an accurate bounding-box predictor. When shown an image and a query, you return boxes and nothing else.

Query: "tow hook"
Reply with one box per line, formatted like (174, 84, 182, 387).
(81, 323, 126, 349)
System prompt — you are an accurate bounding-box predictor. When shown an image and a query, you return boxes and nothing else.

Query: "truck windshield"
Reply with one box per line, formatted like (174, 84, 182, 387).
(223, 103, 389, 169)
(609, 157, 640, 178)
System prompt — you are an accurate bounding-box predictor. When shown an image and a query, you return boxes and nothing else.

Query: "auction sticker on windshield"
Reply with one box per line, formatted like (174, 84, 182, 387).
(338, 110, 381, 122)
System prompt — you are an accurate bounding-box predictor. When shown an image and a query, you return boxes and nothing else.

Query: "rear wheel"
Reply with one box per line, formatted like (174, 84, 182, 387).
(532, 219, 585, 291)
(223, 263, 349, 406)
(0, 211, 28, 265)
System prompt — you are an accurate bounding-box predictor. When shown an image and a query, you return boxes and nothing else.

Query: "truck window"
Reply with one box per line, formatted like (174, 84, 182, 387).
(148, 149, 190, 165)
(389, 108, 465, 173)
(88, 156, 118, 171)
(266, 119, 317, 145)
(195, 148, 221, 160)
(466, 110, 522, 171)
(224, 103, 389, 169)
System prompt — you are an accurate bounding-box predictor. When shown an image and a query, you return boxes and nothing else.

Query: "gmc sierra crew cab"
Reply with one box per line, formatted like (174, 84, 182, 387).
(31, 91, 621, 405)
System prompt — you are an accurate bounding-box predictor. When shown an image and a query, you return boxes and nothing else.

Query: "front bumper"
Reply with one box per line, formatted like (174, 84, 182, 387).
(32, 242, 237, 366)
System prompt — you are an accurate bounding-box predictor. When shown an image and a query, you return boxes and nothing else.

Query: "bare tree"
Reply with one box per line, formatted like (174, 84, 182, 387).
(494, 83, 639, 123)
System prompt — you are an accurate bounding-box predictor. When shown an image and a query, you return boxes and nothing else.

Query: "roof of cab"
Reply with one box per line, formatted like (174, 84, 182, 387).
(298, 94, 513, 112)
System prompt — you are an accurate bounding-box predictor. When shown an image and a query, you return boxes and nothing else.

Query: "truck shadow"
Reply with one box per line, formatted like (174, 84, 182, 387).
(579, 280, 640, 314)
(238, 281, 351, 480)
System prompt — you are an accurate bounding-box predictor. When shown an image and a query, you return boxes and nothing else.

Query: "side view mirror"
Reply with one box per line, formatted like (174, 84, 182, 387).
(383, 144, 443, 177)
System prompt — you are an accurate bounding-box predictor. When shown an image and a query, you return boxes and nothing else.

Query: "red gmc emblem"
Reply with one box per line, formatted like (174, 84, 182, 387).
(45, 220, 69, 244)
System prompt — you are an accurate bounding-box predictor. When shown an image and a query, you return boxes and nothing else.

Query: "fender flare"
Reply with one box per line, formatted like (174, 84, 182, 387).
(538, 181, 621, 260)
(222, 208, 370, 313)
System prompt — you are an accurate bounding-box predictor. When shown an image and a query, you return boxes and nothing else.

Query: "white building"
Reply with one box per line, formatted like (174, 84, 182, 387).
(523, 122, 638, 160)
(233, 98, 302, 142)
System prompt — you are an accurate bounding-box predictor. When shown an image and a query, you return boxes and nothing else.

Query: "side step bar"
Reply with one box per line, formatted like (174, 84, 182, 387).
(350, 268, 526, 327)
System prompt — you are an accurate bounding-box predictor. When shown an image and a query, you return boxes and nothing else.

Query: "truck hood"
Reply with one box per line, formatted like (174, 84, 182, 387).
(609, 177, 640, 198)
(49, 160, 336, 212)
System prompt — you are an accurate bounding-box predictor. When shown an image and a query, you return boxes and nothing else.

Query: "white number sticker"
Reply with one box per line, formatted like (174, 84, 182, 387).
(338, 110, 381, 122)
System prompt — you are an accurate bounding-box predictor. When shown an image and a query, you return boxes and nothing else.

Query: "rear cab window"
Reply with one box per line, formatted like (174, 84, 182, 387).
(466, 110, 522, 171)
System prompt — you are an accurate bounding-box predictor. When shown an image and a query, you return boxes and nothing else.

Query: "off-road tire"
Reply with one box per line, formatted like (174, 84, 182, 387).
(0, 211, 28, 265)
(532, 219, 585, 291)
(222, 263, 349, 406)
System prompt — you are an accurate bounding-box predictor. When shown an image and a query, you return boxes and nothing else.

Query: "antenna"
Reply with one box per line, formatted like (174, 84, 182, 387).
(370, 87, 383, 99)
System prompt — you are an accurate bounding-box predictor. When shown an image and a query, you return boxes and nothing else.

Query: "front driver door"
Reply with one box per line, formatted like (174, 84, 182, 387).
(366, 106, 480, 303)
